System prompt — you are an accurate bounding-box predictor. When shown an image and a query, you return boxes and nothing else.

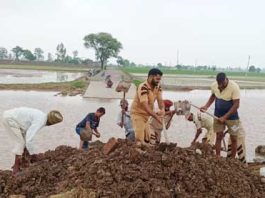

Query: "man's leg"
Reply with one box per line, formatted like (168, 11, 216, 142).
(132, 115, 152, 146)
(227, 137, 232, 157)
(226, 120, 241, 158)
(149, 126, 157, 145)
(215, 132, 224, 156)
(213, 119, 225, 157)
(3, 117, 25, 174)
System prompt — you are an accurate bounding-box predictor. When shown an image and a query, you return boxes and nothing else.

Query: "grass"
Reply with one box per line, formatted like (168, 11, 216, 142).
(0, 64, 92, 72)
(122, 67, 265, 78)
(133, 79, 143, 87)
(0, 76, 90, 96)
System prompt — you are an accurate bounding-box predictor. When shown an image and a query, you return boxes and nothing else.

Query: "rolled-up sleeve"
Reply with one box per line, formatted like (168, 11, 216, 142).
(138, 84, 149, 103)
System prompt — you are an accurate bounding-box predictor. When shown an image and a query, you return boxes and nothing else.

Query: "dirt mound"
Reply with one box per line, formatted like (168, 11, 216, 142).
(0, 139, 265, 198)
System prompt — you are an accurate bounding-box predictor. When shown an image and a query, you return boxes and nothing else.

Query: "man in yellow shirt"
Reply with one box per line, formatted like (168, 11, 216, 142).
(131, 68, 164, 145)
(200, 72, 245, 158)
(185, 111, 215, 146)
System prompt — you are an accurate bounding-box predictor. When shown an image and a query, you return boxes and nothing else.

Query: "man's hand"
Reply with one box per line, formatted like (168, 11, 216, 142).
(200, 105, 208, 112)
(154, 114, 163, 125)
(218, 116, 226, 124)
(157, 109, 165, 117)
(94, 132, 100, 138)
(121, 109, 126, 114)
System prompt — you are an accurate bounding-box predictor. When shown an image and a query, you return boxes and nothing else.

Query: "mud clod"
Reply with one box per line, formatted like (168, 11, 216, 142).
(0, 139, 264, 198)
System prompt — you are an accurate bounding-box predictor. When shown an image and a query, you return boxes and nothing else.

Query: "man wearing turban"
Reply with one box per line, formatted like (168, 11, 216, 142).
(2, 107, 63, 175)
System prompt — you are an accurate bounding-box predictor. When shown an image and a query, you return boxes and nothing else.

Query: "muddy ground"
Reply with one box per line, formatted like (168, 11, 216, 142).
(0, 139, 265, 198)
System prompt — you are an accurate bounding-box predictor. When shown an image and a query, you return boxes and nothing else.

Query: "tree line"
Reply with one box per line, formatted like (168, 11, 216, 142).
(0, 32, 122, 70)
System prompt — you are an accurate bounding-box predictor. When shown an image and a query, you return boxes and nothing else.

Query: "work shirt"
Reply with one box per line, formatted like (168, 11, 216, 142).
(77, 113, 99, 129)
(116, 111, 134, 136)
(131, 80, 163, 118)
(211, 80, 240, 120)
(3, 107, 47, 154)
(193, 112, 213, 131)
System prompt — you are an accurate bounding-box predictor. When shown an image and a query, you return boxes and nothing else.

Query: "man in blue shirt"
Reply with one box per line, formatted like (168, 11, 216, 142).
(76, 107, 105, 150)
(116, 99, 135, 141)
(200, 73, 244, 159)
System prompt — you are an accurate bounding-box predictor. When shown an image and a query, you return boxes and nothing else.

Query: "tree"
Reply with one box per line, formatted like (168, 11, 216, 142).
(0, 47, 8, 59)
(157, 63, 163, 67)
(73, 50, 78, 58)
(47, 52, 53, 62)
(12, 46, 24, 60)
(249, 65, 256, 72)
(83, 32, 122, 70)
(34, 48, 44, 61)
(56, 43, 66, 62)
(23, 49, 36, 61)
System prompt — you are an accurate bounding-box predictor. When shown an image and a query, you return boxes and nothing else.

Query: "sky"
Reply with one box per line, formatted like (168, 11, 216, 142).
(0, 0, 265, 68)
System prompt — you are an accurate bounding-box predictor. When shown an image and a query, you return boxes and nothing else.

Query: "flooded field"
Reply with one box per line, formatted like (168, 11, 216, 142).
(0, 89, 264, 170)
(0, 69, 84, 84)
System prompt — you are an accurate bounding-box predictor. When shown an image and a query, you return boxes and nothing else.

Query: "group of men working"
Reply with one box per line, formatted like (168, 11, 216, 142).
(116, 68, 246, 164)
(2, 68, 247, 175)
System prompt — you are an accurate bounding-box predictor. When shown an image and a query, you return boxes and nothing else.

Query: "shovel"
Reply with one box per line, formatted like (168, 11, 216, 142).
(115, 80, 132, 128)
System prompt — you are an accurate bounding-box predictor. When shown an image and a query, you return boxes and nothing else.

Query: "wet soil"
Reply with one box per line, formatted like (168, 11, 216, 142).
(0, 139, 264, 198)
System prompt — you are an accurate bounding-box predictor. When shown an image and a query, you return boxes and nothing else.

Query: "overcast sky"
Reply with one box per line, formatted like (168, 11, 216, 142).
(1, 0, 265, 67)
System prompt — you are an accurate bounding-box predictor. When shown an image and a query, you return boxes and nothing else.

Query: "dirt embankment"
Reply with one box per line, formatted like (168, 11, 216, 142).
(0, 140, 264, 198)
(0, 76, 90, 96)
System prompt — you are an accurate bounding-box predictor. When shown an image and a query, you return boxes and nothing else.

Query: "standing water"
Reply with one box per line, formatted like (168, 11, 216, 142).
(0, 89, 264, 170)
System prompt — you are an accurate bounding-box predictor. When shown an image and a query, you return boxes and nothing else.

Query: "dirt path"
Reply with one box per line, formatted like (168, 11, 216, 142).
(83, 69, 136, 99)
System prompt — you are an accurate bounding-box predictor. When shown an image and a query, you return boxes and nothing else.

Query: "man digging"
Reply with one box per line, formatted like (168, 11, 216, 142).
(149, 99, 175, 144)
(200, 72, 246, 159)
(2, 107, 63, 175)
(75, 107, 105, 150)
(131, 68, 164, 146)
(185, 111, 216, 146)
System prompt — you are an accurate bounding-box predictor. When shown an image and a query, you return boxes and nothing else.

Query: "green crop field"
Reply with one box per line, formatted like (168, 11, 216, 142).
(122, 67, 265, 78)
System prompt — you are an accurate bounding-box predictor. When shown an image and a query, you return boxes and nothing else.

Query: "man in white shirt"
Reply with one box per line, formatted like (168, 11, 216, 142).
(117, 99, 135, 140)
(185, 111, 216, 146)
(2, 107, 63, 175)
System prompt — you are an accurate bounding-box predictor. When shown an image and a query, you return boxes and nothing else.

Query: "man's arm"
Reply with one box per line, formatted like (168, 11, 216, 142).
(85, 121, 91, 129)
(219, 99, 240, 123)
(201, 94, 216, 111)
(141, 102, 162, 124)
(25, 120, 44, 154)
(192, 128, 202, 144)
(157, 88, 165, 115)
(93, 128, 100, 138)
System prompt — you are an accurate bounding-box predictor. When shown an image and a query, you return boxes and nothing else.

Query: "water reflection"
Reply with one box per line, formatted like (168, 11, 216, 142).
(0, 69, 83, 84)
(0, 89, 264, 170)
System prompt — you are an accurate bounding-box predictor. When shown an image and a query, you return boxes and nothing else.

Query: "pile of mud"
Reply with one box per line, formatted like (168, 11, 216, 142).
(0, 139, 264, 198)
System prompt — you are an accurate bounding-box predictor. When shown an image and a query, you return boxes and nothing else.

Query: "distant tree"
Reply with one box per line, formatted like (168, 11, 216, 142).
(130, 62, 136, 67)
(73, 50, 78, 58)
(83, 32, 122, 70)
(8, 53, 13, 60)
(34, 48, 44, 61)
(82, 58, 93, 65)
(23, 49, 36, 61)
(56, 43, 66, 62)
(64, 55, 72, 63)
(176, 64, 182, 70)
(12, 46, 24, 60)
(256, 67, 261, 73)
(47, 52, 53, 62)
(249, 65, 256, 72)
(116, 56, 132, 67)
(157, 63, 163, 67)
(0, 47, 8, 59)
